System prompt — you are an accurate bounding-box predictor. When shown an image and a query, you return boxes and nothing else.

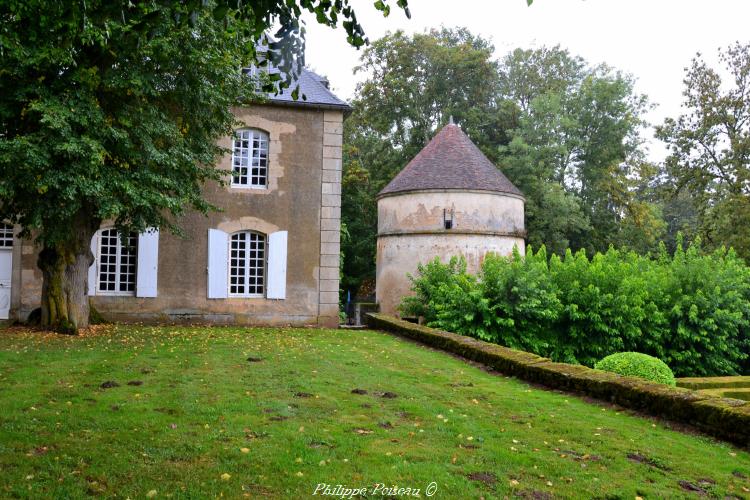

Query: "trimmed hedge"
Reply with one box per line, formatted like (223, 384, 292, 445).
(366, 313, 750, 447)
(400, 244, 750, 377)
(595, 352, 676, 386)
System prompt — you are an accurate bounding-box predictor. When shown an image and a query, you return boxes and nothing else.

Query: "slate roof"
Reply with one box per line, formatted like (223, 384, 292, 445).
(266, 68, 351, 111)
(378, 123, 523, 198)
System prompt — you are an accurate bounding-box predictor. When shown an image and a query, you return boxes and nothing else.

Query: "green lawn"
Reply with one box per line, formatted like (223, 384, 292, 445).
(0, 326, 749, 499)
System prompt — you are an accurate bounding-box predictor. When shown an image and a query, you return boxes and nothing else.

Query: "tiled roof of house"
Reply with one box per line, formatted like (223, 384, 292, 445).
(266, 68, 350, 111)
(378, 123, 523, 198)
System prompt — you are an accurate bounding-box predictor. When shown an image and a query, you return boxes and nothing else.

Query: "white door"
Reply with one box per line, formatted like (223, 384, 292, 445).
(0, 249, 11, 320)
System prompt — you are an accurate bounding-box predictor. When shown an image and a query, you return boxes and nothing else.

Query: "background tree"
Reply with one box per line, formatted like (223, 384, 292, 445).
(657, 42, 750, 259)
(0, 0, 409, 332)
(498, 47, 659, 255)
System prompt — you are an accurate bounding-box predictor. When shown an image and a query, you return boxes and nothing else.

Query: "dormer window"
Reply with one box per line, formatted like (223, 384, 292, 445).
(243, 41, 283, 94)
(244, 61, 272, 91)
(232, 129, 268, 188)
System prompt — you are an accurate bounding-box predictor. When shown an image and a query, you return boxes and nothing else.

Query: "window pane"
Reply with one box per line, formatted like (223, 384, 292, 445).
(97, 229, 138, 295)
(228, 231, 265, 297)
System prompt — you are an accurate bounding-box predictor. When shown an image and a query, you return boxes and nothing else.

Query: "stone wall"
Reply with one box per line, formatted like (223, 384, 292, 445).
(378, 190, 525, 236)
(376, 190, 525, 316)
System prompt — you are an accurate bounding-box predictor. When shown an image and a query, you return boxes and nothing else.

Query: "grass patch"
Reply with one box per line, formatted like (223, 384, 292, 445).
(0, 325, 749, 498)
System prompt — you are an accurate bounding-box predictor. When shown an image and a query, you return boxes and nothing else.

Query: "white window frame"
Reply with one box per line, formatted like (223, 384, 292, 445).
(228, 231, 267, 298)
(0, 223, 13, 248)
(96, 229, 138, 296)
(231, 129, 269, 189)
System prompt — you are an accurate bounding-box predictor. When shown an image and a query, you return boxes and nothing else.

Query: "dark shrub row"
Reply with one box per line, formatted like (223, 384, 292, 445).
(366, 313, 750, 447)
(400, 242, 750, 377)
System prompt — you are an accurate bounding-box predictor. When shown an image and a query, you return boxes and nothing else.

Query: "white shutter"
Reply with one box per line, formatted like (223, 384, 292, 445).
(267, 230, 288, 300)
(136, 228, 159, 298)
(207, 229, 229, 299)
(87, 232, 98, 296)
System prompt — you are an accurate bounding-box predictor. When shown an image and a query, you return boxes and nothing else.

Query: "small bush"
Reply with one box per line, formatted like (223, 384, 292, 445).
(595, 352, 676, 386)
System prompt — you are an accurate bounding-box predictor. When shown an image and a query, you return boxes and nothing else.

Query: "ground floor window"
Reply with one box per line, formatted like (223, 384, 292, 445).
(97, 229, 138, 295)
(0, 224, 12, 247)
(229, 231, 266, 297)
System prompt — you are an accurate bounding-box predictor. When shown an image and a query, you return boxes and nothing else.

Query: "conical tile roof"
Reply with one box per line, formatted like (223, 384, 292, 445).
(378, 123, 522, 198)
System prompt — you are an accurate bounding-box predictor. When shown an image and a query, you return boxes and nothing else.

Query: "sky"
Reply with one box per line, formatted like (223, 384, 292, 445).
(302, 0, 750, 161)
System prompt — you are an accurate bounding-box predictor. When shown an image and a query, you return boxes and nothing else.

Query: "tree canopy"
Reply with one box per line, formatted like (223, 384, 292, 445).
(657, 42, 750, 260)
(498, 47, 659, 255)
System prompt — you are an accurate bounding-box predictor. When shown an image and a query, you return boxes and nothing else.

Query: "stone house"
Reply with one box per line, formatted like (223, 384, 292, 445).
(376, 122, 526, 316)
(0, 69, 348, 327)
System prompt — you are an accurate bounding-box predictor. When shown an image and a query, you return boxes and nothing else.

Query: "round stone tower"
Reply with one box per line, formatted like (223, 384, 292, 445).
(376, 122, 525, 316)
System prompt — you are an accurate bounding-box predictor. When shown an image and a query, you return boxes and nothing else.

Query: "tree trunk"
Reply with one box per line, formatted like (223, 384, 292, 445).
(38, 212, 100, 334)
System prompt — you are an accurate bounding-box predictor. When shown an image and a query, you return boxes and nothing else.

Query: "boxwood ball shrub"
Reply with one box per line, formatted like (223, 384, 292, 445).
(595, 352, 676, 386)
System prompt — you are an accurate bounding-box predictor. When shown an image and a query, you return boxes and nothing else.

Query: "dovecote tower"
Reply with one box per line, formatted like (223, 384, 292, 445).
(376, 122, 526, 316)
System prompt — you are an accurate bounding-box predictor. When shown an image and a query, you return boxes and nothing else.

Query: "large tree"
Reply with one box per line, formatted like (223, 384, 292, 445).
(498, 47, 659, 255)
(657, 42, 750, 260)
(0, 0, 409, 332)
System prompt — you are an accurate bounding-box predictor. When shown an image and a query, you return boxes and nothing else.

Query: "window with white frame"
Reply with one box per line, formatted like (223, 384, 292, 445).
(232, 129, 268, 188)
(0, 223, 12, 247)
(229, 231, 266, 297)
(97, 229, 137, 295)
